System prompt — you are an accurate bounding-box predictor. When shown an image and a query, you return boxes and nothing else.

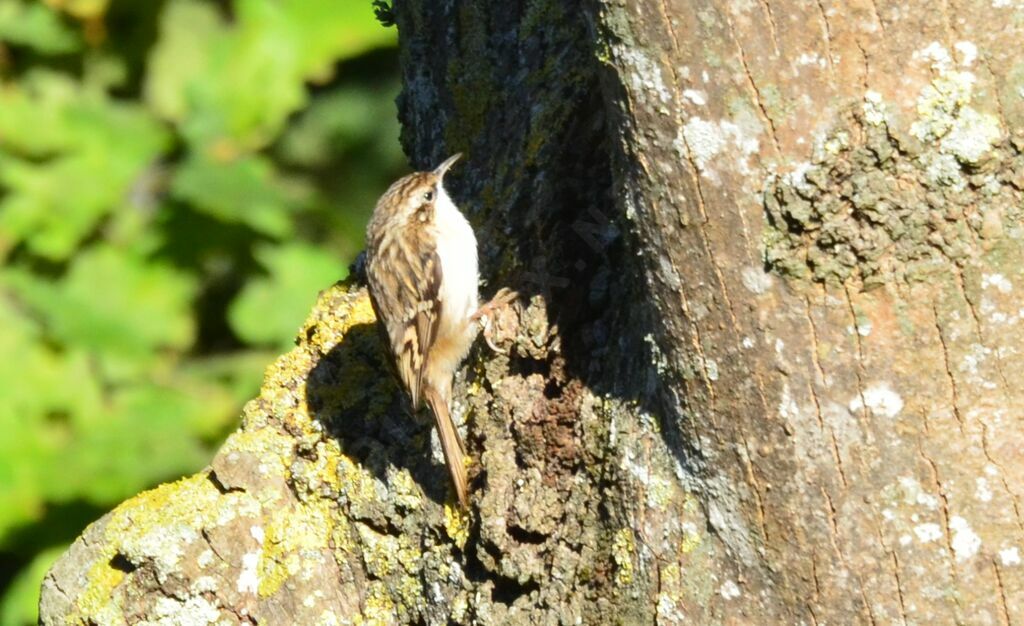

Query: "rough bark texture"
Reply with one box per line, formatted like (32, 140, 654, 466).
(41, 1, 1024, 624)
(589, 1, 1024, 623)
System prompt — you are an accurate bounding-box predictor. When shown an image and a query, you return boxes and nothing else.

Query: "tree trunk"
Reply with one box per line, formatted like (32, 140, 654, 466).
(42, 1, 1024, 624)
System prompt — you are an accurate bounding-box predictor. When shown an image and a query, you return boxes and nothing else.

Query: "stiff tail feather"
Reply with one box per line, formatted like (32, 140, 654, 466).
(424, 387, 469, 507)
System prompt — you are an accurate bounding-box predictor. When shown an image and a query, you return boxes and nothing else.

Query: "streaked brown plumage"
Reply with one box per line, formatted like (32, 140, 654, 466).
(366, 154, 508, 507)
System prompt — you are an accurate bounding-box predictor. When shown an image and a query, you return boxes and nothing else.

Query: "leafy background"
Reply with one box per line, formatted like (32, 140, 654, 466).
(0, 1, 402, 622)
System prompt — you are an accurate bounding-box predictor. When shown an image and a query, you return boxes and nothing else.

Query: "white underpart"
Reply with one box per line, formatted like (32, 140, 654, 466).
(434, 185, 479, 335)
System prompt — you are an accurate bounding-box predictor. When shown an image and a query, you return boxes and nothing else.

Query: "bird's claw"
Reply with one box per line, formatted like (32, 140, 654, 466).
(478, 314, 508, 354)
(470, 288, 518, 322)
(472, 288, 518, 354)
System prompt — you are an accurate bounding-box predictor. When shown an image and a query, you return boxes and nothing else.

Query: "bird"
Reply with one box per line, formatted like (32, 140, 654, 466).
(364, 154, 515, 507)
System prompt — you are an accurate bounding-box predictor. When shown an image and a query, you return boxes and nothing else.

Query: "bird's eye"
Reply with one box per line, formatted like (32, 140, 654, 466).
(423, 190, 434, 202)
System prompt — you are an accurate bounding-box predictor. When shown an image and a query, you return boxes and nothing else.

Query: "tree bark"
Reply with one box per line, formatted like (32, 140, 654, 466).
(42, 1, 1024, 624)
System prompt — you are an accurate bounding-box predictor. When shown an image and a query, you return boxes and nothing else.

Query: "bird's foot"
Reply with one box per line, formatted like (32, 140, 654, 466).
(472, 288, 519, 353)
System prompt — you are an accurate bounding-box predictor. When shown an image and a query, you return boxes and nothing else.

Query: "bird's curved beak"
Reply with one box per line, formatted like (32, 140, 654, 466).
(433, 153, 462, 179)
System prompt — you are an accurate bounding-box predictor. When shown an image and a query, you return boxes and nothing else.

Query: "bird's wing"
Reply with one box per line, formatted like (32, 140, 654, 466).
(366, 233, 442, 410)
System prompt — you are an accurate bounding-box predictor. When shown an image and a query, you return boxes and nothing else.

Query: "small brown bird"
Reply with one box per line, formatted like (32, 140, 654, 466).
(365, 154, 513, 507)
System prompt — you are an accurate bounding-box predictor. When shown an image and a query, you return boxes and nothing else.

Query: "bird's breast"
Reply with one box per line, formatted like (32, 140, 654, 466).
(434, 195, 479, 337)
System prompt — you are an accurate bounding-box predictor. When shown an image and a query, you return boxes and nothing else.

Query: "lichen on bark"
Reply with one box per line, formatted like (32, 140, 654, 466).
(42, 287, 383, 625)
(764, 73, 1024, 290)
(41, 281, 702, 624)
(43, 3, 1024, 624)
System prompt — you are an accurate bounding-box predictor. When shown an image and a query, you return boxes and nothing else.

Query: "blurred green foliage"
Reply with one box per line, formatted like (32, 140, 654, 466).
(0, 1, 402, 622)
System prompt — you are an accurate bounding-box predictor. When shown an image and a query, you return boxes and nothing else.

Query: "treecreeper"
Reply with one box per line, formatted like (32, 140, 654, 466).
(364, 154, 516, 507)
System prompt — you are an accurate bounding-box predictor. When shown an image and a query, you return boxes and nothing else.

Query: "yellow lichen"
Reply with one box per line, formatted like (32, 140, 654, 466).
(355, 524, 401, 578)
(681, 494, 700, 515)
(72, 474, 248, 621)
(261, 349, 315, 403)
(314, 440, 342, 492)
(219, 428, 295, 491)
(443, 503, 470, 550)
(822, 130, 850, 155)
(74, 558, 125, 623)
(291, 439, 347, 500)
(303, 288, 377, 355)
(106, 475, 214, 533)
(646, 474, 672, 509)
(395, 538, 421, 573)
(612, 528, 636, 586)
(258, 499, 335, 597)
(427, 544, 452, 581)
(354, 582, 397, 626)
(679, 524, 701, 554)
(639, 409, 661, 434)
(907, 56, 1003, 166)
(61, 284, 411, 623)
(330, 511, 354, 555)
(392, 574, 421, 617)
(281, 397, 319, 440)
(296, 290, 395, 423)
(390, 468, 422, 511)
(656, 563, 683, 620)
(345, 524, 423, 618)
(329, 359, 381, 413)
(336, 454, 380, 506)
(450, 593, 469, 623)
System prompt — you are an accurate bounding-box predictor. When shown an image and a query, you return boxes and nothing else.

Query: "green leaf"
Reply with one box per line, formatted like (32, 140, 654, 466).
(273, 83, 406, 261)
(141, 0, 221, 124)
(45, 0, 108, 20)
(243, 0, 396, 74)
(0, 72, 82, 157)
(0, 407, 49, 545)
(170, 153, 296, 237)
(53, 383, 208, 504)
(229, 242, 347, 347)
(6, 245, 196, 375)
(277, 84, 401, 168)
(178, 352, 272, 437)
(0, 544, 65, 626)
(0, 299, 76, 543)
(0, 278, 209, 535)
(0, 72, 168, 260)
(0, 0, 79, 54)
(145, 0, 395, 150)
(0, 0, 402, 613)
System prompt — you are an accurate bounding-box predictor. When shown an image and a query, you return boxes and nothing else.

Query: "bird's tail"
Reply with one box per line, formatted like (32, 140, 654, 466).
(423, 386, 469, 508)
